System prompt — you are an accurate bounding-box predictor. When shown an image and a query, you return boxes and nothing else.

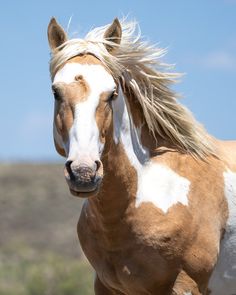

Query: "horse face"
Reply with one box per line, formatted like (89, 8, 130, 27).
(52, 55, 117, 196)
(48, 17, 122, 196)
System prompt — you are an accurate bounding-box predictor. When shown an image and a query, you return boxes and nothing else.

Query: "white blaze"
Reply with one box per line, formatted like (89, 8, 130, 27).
(53, 63, 116, 161)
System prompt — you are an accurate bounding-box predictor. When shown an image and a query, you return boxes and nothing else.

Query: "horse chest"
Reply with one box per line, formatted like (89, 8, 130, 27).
(83, 236, 178, 294)
(78, 203, 187, 294)
(100, 250, 178, 294)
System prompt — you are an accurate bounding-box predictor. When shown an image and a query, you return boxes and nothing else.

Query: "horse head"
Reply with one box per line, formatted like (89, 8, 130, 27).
(48, 18, 122, 197)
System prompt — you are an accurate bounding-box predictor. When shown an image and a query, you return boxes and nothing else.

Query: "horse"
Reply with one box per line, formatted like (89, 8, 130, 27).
(47, 17, 236, 295)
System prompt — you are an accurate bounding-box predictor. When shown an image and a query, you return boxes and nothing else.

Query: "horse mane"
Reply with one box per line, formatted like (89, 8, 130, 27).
(49, 19, 216, 159)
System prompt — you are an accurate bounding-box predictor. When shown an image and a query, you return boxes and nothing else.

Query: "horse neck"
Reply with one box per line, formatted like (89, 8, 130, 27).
(88, 87, 154, 223)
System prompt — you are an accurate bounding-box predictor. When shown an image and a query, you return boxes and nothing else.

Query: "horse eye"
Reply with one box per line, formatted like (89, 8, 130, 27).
(52, 87, 61, 101)
(53, 91, 60, 101)
(107, 90, 118, 103)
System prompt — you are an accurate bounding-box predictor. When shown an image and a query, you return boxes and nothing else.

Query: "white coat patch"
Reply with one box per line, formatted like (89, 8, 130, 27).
(136, 164, 190, 213)
(208, 169, 236, 294)
(112, 87, 190, 213)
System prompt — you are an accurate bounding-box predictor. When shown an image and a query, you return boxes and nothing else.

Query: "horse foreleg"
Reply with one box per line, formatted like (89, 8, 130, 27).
(172, 270, 204, 295)
(94, 275, 123, 295)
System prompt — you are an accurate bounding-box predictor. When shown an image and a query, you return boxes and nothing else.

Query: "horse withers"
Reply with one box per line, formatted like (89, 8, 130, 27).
(47, 17, 236, 294)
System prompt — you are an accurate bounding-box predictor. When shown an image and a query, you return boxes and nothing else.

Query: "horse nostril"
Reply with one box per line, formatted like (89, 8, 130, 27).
(66, 160, 72, 169)
(65, 160, 75, 180)
(95, 160, 101, 171)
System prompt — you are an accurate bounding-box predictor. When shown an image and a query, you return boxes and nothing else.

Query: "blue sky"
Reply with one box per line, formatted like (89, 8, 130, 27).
(1, 0, 236, 161)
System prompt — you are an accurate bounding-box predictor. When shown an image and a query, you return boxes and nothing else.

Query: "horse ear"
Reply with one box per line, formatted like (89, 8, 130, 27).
(47, 17, 67, 52)
(104, 18, 122, 52)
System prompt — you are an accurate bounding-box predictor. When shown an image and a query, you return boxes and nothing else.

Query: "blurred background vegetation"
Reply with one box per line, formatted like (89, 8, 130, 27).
(0, 164, 93, 295)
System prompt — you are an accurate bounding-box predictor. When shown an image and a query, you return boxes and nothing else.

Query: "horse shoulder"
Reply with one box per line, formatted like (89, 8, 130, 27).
(134, 153, 229, 275)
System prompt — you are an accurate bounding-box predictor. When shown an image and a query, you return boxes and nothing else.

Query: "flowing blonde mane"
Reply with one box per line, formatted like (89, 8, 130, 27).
(49, 19, 216, 159)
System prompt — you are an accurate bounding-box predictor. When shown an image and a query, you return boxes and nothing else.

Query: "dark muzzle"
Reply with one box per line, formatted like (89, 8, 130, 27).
(64, 160, 101, 193)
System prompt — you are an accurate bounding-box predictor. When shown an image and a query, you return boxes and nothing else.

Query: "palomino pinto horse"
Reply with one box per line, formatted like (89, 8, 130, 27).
(47, 18, 236, 295)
